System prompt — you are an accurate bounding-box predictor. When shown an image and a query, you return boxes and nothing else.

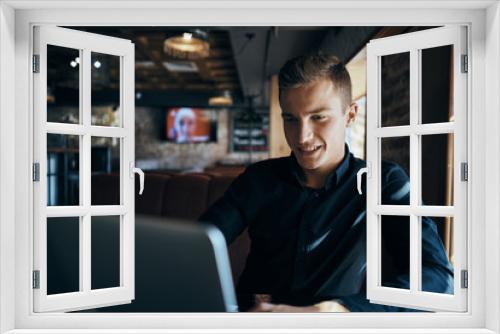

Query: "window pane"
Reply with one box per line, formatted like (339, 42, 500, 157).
(91, 52, 121, 127)
(381, 136, 410, 205)
(47, 217, 80, 295)
(47, 45, 80, 123)
(47, 134, 80, 206)
(421, 216, 454, 295)
(381, 215, 410, 290)
(91, 216, 120, 290)
(381, 52, 410, 127)
(421, 45, 454, 124)
(421, 134, 454, 206)
(91, 137, 121, 205)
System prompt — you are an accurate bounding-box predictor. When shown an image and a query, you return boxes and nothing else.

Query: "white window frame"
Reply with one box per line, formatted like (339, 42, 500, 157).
(0, 1, 499, 333)
(365, 26, 468, 312)
(32, 26, 136, 312)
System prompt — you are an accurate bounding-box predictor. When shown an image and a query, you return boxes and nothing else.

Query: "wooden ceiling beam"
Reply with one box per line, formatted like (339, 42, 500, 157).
(134, 35, 186, 86)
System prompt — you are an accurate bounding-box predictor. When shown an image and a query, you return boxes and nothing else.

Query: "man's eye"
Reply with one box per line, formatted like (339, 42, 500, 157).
(311, 115, 326, 121)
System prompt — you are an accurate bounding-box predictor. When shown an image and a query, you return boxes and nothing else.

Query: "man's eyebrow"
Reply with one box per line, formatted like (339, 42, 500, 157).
(281, 108, 330, 116)
(305, 107, 331, 114)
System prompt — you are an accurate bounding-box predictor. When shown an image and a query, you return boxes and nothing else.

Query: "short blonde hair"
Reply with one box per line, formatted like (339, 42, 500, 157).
(278, 53, 352, 112)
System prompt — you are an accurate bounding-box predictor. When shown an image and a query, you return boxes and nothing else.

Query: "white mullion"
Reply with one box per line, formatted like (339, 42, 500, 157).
(46, 122, 86, 136)
(90, 205, 127, 216)
(366, 45, 380, 295)
(410, 215, 421, 292)
(122, 48, 135, 292)
(415, 49, 423, 292)
(82, 214, 91, 292)
(375, 54, 382, 288)
(409, 48, 420, 294)
(89, 126, 127, 138)
(82, 48, 92, 293)
(453, 26, 468, 311)
(374, 205, 454, 217)
(417, 216, 423, 291)
(78, 47, 85, 293)
(119, 54, 126, 287)
(374, 122, 454, 138)
(46, 205, 128, 217)
(46, 206, 88, 217)
(34, 27, 49, 309)
(78, 216, 84, 292)
(377, 215, 382, 287)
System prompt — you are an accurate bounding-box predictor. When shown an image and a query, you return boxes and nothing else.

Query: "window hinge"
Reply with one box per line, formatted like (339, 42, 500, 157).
(33, 270, 40, 289)
(33, 162, 40, 182)
(461, 269, 468, 289)
(461, 162, 468, 181)
(461, 54, 468, 73)
(32, 55, 40, 73)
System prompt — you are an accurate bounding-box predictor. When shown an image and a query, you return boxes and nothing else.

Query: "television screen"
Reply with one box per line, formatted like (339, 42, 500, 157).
(165, 108, 217, 143)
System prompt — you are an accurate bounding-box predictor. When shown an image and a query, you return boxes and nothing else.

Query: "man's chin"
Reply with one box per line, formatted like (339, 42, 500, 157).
(296, 158, 321, 171)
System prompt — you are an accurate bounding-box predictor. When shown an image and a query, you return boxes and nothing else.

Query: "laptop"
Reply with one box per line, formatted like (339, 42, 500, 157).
(132, 215, 238, 312)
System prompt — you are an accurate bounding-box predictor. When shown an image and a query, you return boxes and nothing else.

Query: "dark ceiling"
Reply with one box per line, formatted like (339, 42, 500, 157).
(59, 26, 386, 108)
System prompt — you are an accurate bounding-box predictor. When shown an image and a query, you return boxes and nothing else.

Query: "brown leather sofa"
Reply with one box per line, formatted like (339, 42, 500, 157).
(91, 171, 250, 284)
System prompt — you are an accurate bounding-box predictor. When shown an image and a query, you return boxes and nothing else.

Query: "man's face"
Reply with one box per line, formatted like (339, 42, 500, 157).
(280, 78, 355, 174)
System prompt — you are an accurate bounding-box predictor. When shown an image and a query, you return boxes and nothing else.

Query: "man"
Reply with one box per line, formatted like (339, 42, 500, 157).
(199, 53, 453, 312)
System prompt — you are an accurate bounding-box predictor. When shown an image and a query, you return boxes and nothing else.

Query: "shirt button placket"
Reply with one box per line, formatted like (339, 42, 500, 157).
(292, 192, 317, 290)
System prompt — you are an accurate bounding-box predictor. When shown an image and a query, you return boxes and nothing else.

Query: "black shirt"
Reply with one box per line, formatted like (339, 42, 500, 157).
(199, 145, 454, 311)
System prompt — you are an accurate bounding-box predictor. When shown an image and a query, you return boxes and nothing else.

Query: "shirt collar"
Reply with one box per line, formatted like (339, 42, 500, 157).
(289, 143, 352, 191)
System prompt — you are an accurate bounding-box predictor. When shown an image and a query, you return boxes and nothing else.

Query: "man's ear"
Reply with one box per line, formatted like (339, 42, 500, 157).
(345, 102, 358, 127)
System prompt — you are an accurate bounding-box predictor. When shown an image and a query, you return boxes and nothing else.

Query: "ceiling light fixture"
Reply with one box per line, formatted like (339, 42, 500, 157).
(164, 29, 210, 59)
(208, 90, 233, 106)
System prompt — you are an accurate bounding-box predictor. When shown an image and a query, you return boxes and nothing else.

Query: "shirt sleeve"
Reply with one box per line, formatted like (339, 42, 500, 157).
(337, 162, 454, 312)
(198, 166, 256, 244)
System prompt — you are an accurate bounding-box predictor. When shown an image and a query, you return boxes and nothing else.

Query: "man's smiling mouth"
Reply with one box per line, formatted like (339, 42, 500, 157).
(298, 145, 322, 154)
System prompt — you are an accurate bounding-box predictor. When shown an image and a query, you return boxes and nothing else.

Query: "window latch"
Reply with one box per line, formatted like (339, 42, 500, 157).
(130, 162, 145, 195)
(356, 162, 371, 195)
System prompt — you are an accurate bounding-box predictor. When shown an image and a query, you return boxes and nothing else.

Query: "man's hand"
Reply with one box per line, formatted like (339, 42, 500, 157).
(249, 300, 350, 312)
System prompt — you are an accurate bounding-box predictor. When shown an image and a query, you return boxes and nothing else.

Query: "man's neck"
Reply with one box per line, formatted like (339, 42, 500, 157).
(302, 154, 345, 189)
(302, 171, 329, 189)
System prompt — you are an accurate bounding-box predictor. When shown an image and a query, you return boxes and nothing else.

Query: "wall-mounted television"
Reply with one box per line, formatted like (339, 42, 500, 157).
(165, 108, 217, 143)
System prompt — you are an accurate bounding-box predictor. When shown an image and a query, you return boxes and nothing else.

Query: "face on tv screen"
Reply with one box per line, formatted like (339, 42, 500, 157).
(166, 108, 216, 143)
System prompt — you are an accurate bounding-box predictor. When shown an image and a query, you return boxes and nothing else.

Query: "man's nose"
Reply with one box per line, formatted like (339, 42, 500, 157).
(298, 120, 313, 144)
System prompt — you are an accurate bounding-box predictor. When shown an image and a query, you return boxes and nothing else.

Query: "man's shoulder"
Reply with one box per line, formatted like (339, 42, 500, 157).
(381, 160, 409, 182)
